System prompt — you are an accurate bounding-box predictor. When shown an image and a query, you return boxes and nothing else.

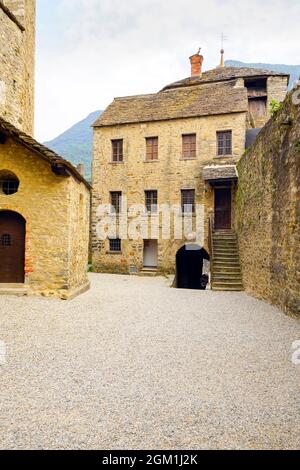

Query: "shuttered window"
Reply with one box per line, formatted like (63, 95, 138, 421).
(112, 139, 123, 162)
(146, 137, 158, 161)
(217, 131, 232, 156)
(182, 134, 196, 159)
(181, 190, 195, 213)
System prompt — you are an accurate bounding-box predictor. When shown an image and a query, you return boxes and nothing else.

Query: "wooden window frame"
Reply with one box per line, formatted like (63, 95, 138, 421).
(111, 139, 124, 163)
(110, 191, 122, 214)
(145, 137, 158, 161)
(145, 190, 158, 213)
(181, 189, 195, 214)
(182, 134, 196, 159)
(217, 131, 232, 157)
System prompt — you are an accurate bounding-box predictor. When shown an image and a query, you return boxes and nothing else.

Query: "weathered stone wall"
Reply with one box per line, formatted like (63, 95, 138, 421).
(0, 136, 90, 298)
(0, 0, 35, 135)
(267, 76, 290, 117)
(236, 91, 300, 317)
(92, 112, 247, 273)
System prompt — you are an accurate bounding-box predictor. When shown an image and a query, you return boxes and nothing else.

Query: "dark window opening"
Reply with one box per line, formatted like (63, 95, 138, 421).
(0, 171, 20, 195)
(176, 245, 210, 290)
(0, 234, 12, 247)
(110, 191, 122, 214)
(245, 78, 267, 97)
(181, 189, 195, 213)
(146, 137, 158, 161)
(182, 134, 196, 159)
(112, 139, 123, 162)
(217, 131, 232, 156)
(145, 190, 158, 213)
(109, 238, 121, 252)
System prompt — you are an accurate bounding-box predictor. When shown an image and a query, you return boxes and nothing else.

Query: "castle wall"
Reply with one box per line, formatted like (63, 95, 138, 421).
(0, 0, 35, 135)
(236, 90, 300, 317)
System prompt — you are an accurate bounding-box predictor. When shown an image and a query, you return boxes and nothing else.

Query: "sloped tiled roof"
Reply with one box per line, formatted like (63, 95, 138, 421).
(203, 164, 238, 181)
(162, 66, 290, 91)
(94, 80, 248, 127)
(0, 117, 91, 189)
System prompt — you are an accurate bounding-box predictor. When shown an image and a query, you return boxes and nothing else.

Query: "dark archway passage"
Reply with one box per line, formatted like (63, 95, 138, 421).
(176, 244, 210, 290)
(0, 211, 26, 283)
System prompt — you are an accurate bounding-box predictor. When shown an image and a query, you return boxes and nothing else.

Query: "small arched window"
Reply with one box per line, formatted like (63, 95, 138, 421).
(0, 170, 20, 195)
(0, 234, 12, 247)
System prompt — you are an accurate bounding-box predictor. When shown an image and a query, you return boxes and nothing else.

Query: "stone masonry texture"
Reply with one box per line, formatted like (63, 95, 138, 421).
(92, 112, 247, 274)
(236, 90, 300, 317)
(0, 136, 91, 298)
(92, 75, 287, 275)
(0, 0, 35, 135)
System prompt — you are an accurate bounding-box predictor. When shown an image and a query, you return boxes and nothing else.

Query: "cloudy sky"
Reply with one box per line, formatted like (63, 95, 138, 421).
(35, 0, 300, 141)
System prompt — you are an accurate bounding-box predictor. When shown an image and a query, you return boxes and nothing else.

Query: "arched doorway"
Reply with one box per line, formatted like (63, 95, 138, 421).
(0, 211, 25, 283)
(176, 244, 210, 290)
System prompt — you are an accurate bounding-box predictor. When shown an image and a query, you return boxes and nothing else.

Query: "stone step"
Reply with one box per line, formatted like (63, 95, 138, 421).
(213, 242, 237, 246)
(213, 249, 239, 255)
(0, 284, 29, 296)
(138, 268, 159, 277)
(212, 285, 244, 292)
(213, 263, 241, 273)
(212, 273, 242, 284)
(212, 280, 244, 288)
(213, 240, 238, 244)
(213, 233, 236, 238)
(213, 254, 240, 260)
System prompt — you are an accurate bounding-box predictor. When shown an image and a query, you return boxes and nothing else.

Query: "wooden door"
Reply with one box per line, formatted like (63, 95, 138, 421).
(143, 240, 158, 268)
(214, 188, 231, 230)
(0, 211, 25, 283)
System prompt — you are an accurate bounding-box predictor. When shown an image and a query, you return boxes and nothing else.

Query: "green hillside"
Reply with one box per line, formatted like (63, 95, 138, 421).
(44, 110, 102, 181)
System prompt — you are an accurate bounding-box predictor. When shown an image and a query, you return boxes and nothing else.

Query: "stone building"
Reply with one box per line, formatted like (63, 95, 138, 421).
(91, 50, 288, 289)
(0, 0, 35, 135)
(236, 89, 300, 317)
(0, 1, 91, 298)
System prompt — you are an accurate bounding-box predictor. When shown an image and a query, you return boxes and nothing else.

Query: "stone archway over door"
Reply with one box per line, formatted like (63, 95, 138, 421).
(0, 211, 25, 283)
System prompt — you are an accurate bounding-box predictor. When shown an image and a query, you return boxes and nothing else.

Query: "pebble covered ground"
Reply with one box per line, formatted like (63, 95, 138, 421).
(0, 273, 299, 450)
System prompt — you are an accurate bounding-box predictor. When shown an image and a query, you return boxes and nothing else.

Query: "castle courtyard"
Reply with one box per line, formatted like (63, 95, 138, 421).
(0, 273, 299, 450)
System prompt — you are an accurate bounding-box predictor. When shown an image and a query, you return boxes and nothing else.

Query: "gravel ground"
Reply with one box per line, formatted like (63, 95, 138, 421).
(0, 273, 299, 450)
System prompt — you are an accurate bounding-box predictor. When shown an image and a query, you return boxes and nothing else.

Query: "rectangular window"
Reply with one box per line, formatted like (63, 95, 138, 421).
(181, 189, 195, 213)
(145, 190, 158, 213)
(110, 191, 122, 214)
(217, 131, 232, 156)
(112, 139, 123, 162)
(182, 134, 196, 159)
(146, 137, 158, 161)
(109, 239, 121, 252)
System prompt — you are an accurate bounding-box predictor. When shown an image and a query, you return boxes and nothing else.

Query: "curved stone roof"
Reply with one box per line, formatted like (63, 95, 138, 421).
(0, 117, 91, 189)
(94, 80, 248, 128)
(162, 66, 290, 91)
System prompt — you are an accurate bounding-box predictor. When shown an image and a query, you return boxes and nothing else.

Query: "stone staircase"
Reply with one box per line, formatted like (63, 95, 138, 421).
(211, 230, 244, 291)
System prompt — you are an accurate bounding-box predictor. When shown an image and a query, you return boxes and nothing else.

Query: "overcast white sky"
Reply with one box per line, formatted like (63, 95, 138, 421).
(35, 0, 300, 142)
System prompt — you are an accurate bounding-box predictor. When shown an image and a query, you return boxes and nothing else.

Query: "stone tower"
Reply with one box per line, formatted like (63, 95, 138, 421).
(0, 0, 36, 135)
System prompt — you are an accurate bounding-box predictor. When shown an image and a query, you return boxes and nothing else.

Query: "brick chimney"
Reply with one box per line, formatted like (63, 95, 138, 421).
(189, 48, 204, 78)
